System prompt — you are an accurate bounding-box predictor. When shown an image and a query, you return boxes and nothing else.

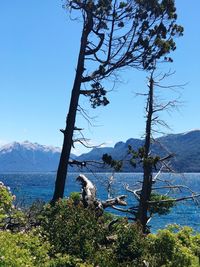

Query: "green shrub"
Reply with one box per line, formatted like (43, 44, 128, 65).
(48, 254, 94, 267)
(114, 222, 147, 266)
(1, 180, 200, 267)
(41, 199, 109, 260)
(149, 193, 175, 215)
(69, 192, 81, 204)
(0, 230, 50, 267)
(147, 228, 195, 267)
(0, 229, 93, 267)
(0, 182, 14, 224)
(0, 181, 25, 230)
(24, 199, 46, 229)
(191, 233, 200, 264)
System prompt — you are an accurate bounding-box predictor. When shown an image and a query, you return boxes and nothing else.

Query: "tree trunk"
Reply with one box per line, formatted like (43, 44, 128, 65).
(138, 162, 153, 233)
(51, 15, 93, 202)
(137, 76, 154, 233)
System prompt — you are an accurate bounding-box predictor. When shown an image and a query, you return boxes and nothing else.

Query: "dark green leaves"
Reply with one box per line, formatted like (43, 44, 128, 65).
(149, 193, 176, 215)
(88, 82, 110, 108)
(102, 153, 123, 171)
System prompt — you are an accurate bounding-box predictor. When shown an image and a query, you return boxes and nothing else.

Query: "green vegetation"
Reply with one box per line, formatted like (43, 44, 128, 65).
(1, 0, 198, 265)
(0, 230, 50, 267)
(1, 184, 200, 266)
(149, 193, 176, 215)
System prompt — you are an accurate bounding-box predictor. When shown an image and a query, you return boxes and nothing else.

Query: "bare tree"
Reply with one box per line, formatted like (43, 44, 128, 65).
(52, 0, 183, 202)
(127, 70, 199, 233)
(102, 69, 200, 233)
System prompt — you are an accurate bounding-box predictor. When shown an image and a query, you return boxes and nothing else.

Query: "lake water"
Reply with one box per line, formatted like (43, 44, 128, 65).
(1, 172, 200, 232)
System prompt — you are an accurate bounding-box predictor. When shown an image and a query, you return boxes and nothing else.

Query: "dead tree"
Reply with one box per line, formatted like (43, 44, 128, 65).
(136, 74, 155, 232)
(52, 0, 183, 202)
(76, 174, 127, 215)
(128, 70, 198, 233)
(103, 70, 199, 233)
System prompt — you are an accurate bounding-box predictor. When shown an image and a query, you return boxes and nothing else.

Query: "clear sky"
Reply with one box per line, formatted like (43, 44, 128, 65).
(0, 1, 199, 154)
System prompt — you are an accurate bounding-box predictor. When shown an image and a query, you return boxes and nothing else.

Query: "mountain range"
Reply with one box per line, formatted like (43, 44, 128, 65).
(0, 141, 61, 172)
(0, 130, 200, 172)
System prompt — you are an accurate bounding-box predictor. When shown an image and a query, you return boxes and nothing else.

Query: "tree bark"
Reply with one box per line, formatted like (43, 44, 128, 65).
(137, 76, 154, 233)
(52, 14, 93, 202)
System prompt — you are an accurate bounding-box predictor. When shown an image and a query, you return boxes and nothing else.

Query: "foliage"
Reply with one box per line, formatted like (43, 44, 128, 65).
(65, 0, 184, 77)
(69, 192, 81, 204)
(128, 145, 160, 170)
(1, 186, 200, 267)
(0, 182, 13, 212)
(102, 153, 123, 171)
(147, 226, 200, 267)
(39, 198, 200, 267)
(0, 230, 92, 267)
(0, 230, 50, 267)
(89, 82, 109, 108)
(40, 198, 109, 260)
(0, 181, 25, 230)
(48, 254, 94, 267)
(149, 193, 176, 215)
(114, 222, 147, 266)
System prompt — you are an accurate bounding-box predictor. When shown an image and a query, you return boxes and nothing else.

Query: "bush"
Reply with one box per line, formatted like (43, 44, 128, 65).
(48, 254, 94, 267)
(40, 198, 109, 260)
(147, 226, 198, 267)
(40, 198, 200, 267)
(149, 193, 175, 215)
(1, 181, 200, 267)
(0, 230, 50, 267)
(69, 192, 81, 204)
(0, 229, 93, 267)
(0, 181, 25, 230)
(0, 182, 14, 225)
(114, 222, 147, 266)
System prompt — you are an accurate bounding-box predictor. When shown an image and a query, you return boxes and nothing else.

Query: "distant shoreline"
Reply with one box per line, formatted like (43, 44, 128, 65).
(1, 171, 200, 174)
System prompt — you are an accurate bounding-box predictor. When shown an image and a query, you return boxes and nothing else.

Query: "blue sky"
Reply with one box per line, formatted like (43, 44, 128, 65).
(0, 1, 199, 154)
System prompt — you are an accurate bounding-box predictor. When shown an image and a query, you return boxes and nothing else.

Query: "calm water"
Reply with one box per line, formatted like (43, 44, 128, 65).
(1, 172, 200, 232)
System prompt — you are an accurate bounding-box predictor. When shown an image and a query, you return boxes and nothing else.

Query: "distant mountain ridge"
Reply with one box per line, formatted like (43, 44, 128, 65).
(75, 130, 200, 173)
(0, 130, 200, 172)
(0, 141, 61, 172)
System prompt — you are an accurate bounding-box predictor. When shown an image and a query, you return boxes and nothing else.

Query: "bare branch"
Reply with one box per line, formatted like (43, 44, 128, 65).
(111, 205, 137, 215)
(102, 195, 127, 208)
(152, 166, 164, 182)
(125, 184, 141, 201)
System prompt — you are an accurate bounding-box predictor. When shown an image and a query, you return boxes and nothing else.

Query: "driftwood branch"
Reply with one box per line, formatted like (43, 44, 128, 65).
(76, 174, 96, 206)
(102, 195, 127, 208)
(76, 174, 127, 212)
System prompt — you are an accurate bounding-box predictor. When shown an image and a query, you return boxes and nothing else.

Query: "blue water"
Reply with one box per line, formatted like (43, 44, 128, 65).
(1, 172, 200, 232)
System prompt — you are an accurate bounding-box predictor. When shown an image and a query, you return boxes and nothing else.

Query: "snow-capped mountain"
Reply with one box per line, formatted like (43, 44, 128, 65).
(0, 141, 61, 172)
(1, 130, 200, 172)
(0, 141, 61, 154)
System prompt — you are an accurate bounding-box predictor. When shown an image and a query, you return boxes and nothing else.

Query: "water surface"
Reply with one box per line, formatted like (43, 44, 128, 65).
(1, 172, 200, 232)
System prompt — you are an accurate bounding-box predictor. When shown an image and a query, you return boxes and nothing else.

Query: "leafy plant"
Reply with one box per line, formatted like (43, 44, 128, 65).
(69, 192, 81, 204)
(147, 227, 199, 267)
(114, 222, 147, 266)
(0, 230, 50, 267)
(0, 181, 25, 230)
(149, 193, 176, 215)
(40, 199, 109, 260)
